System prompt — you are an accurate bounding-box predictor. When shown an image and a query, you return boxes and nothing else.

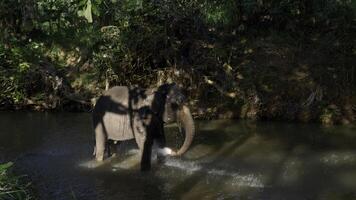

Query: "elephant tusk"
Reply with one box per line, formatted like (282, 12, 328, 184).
(169, 151, 178, 156)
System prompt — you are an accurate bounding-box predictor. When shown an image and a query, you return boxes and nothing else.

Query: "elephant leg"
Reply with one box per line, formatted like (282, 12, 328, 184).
(134, 132, 153, 171)
(95, 122, 106, 161)
(155, 124, 166, 148)
(107, 140, 118, 157)
(155, 125, 168, 163)
(135, 133, 146, 152)
(106, 140, 112, 157)
(140, 138, 153, 171)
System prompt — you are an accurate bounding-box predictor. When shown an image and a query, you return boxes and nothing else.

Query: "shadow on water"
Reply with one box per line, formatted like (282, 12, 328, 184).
(170, 133, 252, 199)
(250, 122, 356, 200)
(166, 121, 356, 200)
(0, 111, 168, 200)
(1, 110, 356, 199)
(265, 123, 356, 190)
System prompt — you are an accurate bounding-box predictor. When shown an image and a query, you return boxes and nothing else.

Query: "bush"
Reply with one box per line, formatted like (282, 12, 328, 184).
(0, 162, 35, 200)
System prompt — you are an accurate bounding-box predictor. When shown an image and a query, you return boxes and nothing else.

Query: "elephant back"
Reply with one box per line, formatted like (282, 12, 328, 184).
(93, 86, 135, 141)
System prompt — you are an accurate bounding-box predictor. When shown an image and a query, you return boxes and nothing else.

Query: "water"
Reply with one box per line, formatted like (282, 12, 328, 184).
(1, 112, 356, 200)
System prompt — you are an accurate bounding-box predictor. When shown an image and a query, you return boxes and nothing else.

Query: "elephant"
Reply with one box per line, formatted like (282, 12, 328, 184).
(92, 83, 195, 171)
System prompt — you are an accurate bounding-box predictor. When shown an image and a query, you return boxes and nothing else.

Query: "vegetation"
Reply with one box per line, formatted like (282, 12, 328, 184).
(0, 162, 35, 200)
(0, 0, 355, 125)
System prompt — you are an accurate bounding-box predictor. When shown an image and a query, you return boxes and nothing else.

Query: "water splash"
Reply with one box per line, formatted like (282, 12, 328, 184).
(164, 159, 265, 188)
(164, 159, 203, 173)
(320, 151, 356, 166)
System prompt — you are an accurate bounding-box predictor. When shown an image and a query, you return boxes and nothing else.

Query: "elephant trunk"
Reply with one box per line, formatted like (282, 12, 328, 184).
(171, 105, 195, 156)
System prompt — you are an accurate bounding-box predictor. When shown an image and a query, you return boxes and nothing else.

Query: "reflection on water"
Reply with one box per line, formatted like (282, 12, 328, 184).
(1, 112, 356, 200)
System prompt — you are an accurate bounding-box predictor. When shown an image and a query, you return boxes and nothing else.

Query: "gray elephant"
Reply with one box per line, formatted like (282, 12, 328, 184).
(92, 83, 195, 170)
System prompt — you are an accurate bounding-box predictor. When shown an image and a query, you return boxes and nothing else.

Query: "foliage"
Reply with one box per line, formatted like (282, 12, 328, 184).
(0, 0, 355, 123)
(0, 162, 35, 200)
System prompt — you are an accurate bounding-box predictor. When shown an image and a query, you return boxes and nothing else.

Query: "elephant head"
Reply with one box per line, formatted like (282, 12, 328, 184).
(92, 83, 195, 170)
(154, 83, 195, 156)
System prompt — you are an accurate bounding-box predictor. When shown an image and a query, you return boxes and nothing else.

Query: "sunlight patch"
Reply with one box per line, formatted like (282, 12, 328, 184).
(164, 159, 264, 188)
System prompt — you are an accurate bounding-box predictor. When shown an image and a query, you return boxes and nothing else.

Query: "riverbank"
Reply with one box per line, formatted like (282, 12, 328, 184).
(1, 34, 355, 125)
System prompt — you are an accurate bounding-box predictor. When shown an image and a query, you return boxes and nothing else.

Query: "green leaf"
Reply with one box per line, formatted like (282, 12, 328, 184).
(78, 0, 87, 7)
(84, 0, 93, 23)
(92, 4, 100, 16)
(351, 0, 356, 12)
(77, 10, 84, 17)
(78, 0, 93, 23)
(0, 162, 13, 172)
(94, 0, 103, 5)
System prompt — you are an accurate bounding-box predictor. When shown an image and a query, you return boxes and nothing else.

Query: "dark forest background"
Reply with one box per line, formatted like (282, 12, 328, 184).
(1, 0, 355, 124)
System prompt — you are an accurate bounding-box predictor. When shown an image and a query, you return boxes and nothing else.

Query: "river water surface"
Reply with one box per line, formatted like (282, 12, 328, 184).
(1, 112, 356, 200)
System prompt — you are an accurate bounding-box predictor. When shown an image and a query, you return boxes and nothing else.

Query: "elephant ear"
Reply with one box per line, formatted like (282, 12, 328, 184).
(170, 105, 195, 156)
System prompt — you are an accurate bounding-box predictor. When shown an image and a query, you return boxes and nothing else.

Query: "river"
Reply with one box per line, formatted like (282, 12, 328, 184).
(0, 112, 356, 200)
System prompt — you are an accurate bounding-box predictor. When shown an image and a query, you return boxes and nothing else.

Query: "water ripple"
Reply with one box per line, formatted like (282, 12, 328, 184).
(164, 159, 265, 188)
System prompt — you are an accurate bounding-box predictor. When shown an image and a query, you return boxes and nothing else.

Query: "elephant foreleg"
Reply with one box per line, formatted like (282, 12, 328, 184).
(134, 132, 153, 171)
(140, 138, 153, 171)
(107, 140, 119, 157)
(155, 123, 166, 148)
(95, 122, 106, 161)
(134, 132, 145, 152)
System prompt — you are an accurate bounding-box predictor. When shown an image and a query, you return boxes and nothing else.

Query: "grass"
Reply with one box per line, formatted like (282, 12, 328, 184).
(0, 162, 35, 200)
